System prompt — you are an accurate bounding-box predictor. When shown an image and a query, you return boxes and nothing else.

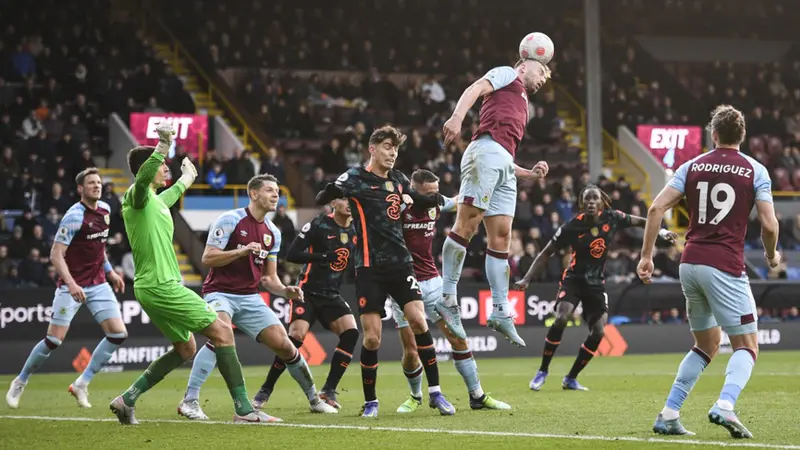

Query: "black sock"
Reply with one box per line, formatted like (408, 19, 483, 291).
(360, 346, 378, 402)
(539, 325, 565, 372)
(323, 328, 358, 392)
(414, 331, 440, 389)
(567, 334, 602, 379)
(259, 336, 303, 393)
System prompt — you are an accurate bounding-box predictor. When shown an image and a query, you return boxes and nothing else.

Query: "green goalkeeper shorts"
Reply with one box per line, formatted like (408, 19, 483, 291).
(135, 282, 218, 343)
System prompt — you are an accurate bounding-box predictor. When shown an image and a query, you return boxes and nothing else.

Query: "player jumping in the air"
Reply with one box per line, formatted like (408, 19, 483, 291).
(6, 168, 126, 409)
(252, 198, 358, 410)
(109, 123, 272, 425)
(638, 105, 778, 439)
(438, 57, 551, 346)
(392, 169, 511, 413)
(515, 186, 676, 391)
(179, 174, 337, 420)
(316, 126, 455, 418)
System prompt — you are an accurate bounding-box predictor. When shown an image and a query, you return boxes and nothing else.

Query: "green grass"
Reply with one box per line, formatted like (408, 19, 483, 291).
(2, 351, 800, 449)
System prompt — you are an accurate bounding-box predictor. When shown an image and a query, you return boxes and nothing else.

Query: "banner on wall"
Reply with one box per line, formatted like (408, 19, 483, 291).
(129, 113, 209, 157)
(636, 125, 703, 170)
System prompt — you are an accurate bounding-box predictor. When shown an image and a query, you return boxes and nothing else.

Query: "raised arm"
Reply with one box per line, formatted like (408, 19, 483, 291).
(130, 124, 176, 209)
(443, 66, 518, 146)
(159, 157, 198, 208)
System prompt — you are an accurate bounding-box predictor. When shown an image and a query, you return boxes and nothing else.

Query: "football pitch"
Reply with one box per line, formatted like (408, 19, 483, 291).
(2, 351, 800, 449)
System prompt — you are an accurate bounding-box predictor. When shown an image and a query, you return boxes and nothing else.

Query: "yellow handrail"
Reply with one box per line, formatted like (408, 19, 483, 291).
(554, 83, 585, 132)
(140, 6, 269, 158)
(772, 191, 800, 197)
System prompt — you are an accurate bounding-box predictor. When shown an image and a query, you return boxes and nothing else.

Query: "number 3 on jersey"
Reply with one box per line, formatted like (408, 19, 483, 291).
(697, 181, 735, 225)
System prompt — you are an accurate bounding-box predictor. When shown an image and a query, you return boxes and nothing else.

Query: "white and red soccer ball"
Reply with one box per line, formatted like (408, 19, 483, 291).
(519, 32, 554, 65)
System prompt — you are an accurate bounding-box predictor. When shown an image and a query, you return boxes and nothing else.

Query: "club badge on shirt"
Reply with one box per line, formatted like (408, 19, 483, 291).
(340, 233, 348, 244)
(263, 234, 272, 248)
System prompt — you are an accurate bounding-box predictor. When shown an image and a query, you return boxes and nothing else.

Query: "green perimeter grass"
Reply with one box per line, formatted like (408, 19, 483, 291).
(2, 351, 800, 449)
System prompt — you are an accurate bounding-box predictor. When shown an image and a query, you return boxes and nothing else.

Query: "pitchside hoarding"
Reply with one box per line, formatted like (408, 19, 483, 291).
(636, 125, 703, 170)
(129, 113, 209, 157)
(1, 283, 799, 374)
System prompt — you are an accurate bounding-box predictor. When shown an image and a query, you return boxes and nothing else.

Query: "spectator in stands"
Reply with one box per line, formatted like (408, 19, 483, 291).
(664, 308, 683, 324)
(271, 204, 295, 260)
(16, 209, 38, 240)
(439, 171, 457, 198)
(21, 110, 43, 139)
(0, 145, 17, 184)
(230, 150, 256, 185)
(28, 225, 49, 257)
(39, 207, 60, 242)
(785, 307, 800, 321)
(75, 146, 96, 172)
(41, 264, 58, 288)
(514, 191, 534, 231)
(205, 161, 228, 193)
(144, 96, 165, 113)
(757, 307, 781, 323)
(0, 265, 21, 288)
(260, 147, 285, 183)
(309, 167, 327, 193)
(555, 189, 575, 221)
(648, 310, 663, 325)
(9, 169, 35, 210)
(44, 182, 72, 215)
(18, 247, 46, 287)
(0, 244, 10, 278)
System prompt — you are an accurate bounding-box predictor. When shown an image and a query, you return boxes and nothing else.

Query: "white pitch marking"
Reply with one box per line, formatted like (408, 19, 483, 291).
(0, 415, 798, 449)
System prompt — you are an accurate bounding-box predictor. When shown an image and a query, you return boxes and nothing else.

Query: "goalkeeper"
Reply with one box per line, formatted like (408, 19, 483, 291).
(109, 123, 273, 424)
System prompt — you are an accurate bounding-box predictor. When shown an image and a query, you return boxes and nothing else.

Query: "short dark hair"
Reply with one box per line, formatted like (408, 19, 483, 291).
(369, 125, 406, 148)
(247, 174, 278, 193)
(411, 169, 439, 184)
(127, 146, 157, 176)
(75, 167, 100, 186)
(707, 105, 746, 146)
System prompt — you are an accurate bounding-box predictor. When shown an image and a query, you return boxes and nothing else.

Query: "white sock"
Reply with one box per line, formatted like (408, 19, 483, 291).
(660, 406, 680, 420)
(428, 385, 441, 394)
(716, 399, 734, 410)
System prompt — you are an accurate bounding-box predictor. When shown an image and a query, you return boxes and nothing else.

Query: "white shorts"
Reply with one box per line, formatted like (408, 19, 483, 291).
(50, 283, 121, 327)
(679, 263, 758, 336)
(204, 292, 281, 341)
(392, 276, 442, 328)
(458, 135, 516, 217)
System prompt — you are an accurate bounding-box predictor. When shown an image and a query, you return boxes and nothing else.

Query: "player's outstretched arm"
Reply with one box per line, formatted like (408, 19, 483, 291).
(624, 212, 678, 242)
(159, 157, 198, 208)
(286, 222, 337, 264)
(514, 240, 558, 291)
(443, 79, 494, 146)
(315, 182, 345, 205)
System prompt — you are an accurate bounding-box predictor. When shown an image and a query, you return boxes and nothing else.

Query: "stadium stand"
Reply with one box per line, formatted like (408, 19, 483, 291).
(0, 0, 195, 287)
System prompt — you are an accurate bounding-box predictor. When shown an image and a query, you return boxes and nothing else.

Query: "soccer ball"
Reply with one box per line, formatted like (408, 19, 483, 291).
(519, 32, 554, 65)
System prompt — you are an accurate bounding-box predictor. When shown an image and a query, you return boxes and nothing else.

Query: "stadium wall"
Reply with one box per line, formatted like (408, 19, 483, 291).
(1, 283, 798, 374)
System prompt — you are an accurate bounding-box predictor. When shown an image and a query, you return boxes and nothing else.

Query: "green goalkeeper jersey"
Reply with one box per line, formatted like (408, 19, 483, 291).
(122, 150, 188, 288)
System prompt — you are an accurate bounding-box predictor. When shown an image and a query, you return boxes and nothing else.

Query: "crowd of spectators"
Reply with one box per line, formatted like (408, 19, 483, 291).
(0, 0, 194, 287)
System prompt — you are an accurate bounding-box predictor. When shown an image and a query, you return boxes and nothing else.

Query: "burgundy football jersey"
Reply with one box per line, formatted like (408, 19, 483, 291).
(54, 201, 111, 288)
(473, 66, 529, 157)
(202, 207, 281, 296)
(668, 148, 773, 276)
(403, 205, 441, 282)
